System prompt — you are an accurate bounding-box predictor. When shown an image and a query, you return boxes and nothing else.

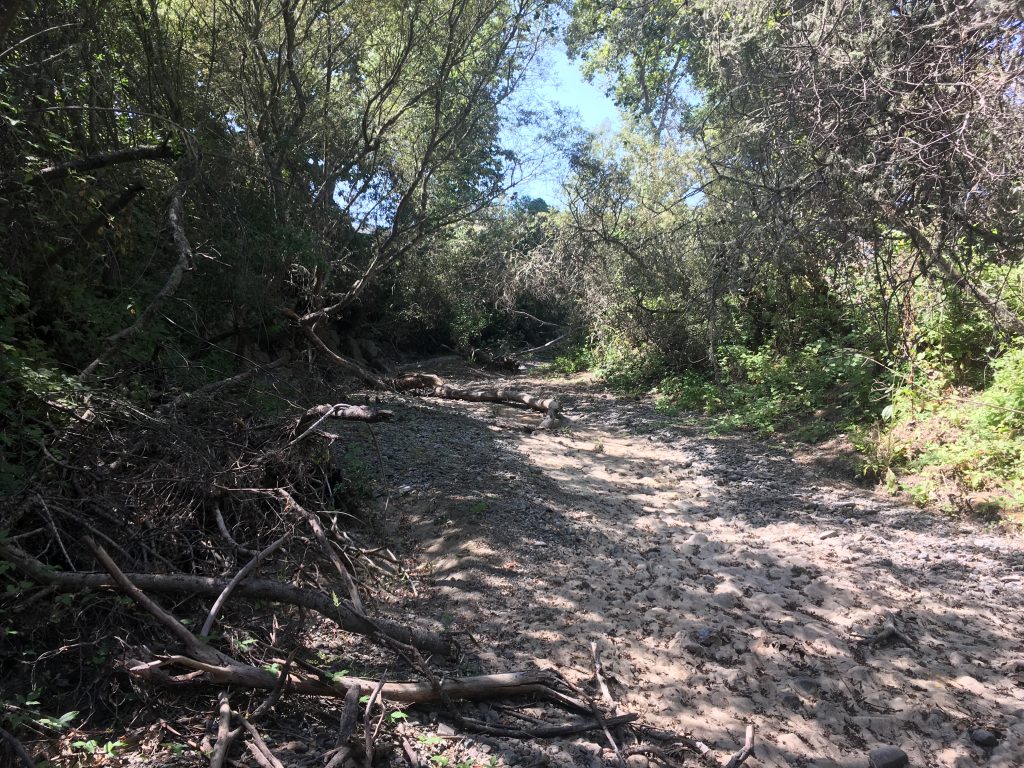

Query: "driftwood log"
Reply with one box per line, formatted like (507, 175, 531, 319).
(391, 374, 561, 428)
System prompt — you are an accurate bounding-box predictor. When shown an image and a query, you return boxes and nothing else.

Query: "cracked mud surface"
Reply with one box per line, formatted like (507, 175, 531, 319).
(368, 362, 1024, 768)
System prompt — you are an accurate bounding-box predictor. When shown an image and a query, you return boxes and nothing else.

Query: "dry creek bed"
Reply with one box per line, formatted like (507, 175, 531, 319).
(352, 362, 1024, 768)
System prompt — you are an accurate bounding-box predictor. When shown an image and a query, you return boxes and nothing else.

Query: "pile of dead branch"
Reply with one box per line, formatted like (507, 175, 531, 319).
(0, 383, 430, 760)
(0, 375, 753, 768)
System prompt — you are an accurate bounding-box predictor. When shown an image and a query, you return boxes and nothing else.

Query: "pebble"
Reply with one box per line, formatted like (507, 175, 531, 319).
(625, 755, 649, 768)
(868, 745, 909, 768)
(971, 728, 999, 747)
(437, 723, 456, 737)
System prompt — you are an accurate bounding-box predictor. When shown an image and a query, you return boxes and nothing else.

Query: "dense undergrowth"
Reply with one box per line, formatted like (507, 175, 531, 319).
(552, 289, 1024, 528)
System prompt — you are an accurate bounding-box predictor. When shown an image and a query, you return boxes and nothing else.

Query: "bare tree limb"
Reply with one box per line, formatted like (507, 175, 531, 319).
(0, 143, 175, 193)
(171, 354, 291, 408)
(82, 180, 194, 376)
(291, 321, 385, 388)
(723, 725, 755, 768)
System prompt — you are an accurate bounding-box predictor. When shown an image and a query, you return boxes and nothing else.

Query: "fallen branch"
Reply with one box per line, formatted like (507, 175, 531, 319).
(235, 712, 284, 768)
(0, 543, 452, 657)
(589, 643, 625, 768)
(590, 642, 616, 711)
(249, 647, 297, 722)
(324, 686, 362, 768)
(209, 692, 239, 768)
(293, 322, 384, 388)
(131, 657, 569, 705)
(723, 725, 756, 768)
(519, 332, 568, 355)
(84, 537, 232, 666)
(401, 738, 420, 768)
(171, 354, 290, 408)
(278, 489, 364, 613)
(214, 504, 255, 556)
(364, 671, 388, 765)
(292, 404, 393, 446)
(637, 726, 720, 765)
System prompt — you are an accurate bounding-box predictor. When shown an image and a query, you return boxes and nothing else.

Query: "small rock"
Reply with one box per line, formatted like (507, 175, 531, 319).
(970, 729, 999, 748)
(625, 755, 649, 768)
(868, 745, 909, 768)
(793, 677, 821, 696)
(692, 627, 722, 647)
(437, 723, 457, 737)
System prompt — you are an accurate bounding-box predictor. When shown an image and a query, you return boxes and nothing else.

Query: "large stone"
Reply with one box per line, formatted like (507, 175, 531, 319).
(970, 729, 999, 748)
(868, 745, 909, 768)
(779, 692, 802, 710)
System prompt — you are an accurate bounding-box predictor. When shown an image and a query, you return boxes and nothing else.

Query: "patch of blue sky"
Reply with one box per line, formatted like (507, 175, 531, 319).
(500, 38, 620, 208)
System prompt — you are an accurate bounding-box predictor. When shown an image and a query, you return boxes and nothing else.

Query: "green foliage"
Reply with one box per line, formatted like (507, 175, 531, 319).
(852, 345, 1024, 523)
(549, 346, 596, 374)
(1, 689, 78, 734)
(387, 201, 566, 351)
(973, 348, 1024, 434)
(654, 340, 877, 438)
(72, 738, 126, 756)
(0, 274, 87, 492)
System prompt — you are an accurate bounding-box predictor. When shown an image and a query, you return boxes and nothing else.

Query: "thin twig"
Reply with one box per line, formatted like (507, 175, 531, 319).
(249, 647, 298, 722)
(235, 712, 285, 768)
(364, 671, 388, 767)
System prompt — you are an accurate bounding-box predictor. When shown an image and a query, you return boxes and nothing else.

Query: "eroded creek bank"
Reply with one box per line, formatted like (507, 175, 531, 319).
(362, 363, 1024, 768)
